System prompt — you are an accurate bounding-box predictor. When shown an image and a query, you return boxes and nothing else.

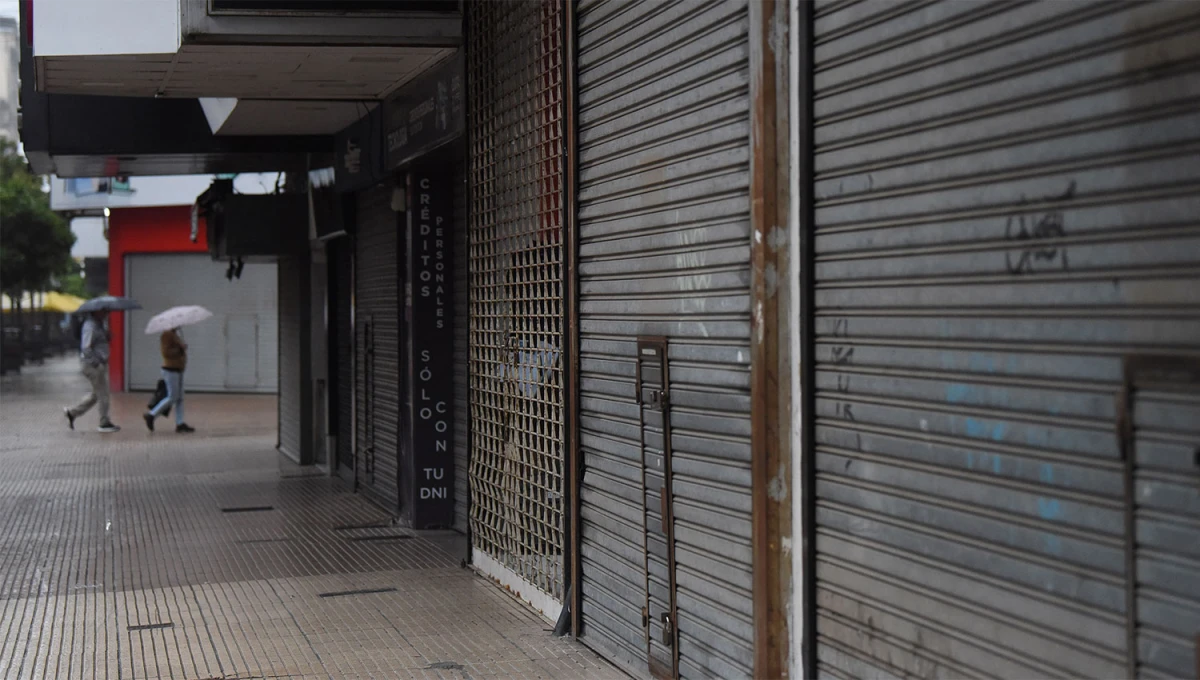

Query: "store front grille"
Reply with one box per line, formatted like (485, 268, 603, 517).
(466, 0, 566, 607)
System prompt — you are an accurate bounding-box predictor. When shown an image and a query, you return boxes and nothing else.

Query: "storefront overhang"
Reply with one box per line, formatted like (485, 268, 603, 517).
(18, 6, 332, 178)
(200, 98, 379, 137)
(27, 0, 460, 101)
(21, 88, 331, 178)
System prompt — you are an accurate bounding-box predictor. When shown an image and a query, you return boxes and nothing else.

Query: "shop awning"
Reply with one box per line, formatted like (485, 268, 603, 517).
(1, 292, 86, 313)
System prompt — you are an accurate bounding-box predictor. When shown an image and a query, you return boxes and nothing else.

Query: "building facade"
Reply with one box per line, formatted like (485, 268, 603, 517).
(0, 17, 17, 144)
(21, 2, 1200, 679)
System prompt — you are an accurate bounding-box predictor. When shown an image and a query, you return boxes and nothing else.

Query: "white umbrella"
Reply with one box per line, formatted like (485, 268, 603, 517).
(144, 305, 213, 335)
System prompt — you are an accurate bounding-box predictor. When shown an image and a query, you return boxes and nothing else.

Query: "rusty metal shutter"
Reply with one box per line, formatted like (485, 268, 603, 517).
(466, 0, 568, 616)
(808, 1, 1200, 678)
(453, 160, 470, 533)
(355, 182, 402, 513)
(277, 255, 306, 463)
(576, 0, 755, 677)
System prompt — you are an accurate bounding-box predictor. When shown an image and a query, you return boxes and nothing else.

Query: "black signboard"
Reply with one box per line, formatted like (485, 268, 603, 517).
(406, 165, 454, 528)
(334, 105, 384, 194)
(384, 52, 465, 171)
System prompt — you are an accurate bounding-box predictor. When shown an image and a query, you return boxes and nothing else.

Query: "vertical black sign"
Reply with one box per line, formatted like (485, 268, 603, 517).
(406, 166, 454, 528)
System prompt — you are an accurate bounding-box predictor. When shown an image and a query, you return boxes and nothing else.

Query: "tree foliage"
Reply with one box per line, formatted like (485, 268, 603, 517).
(56, 263, 89, 299)
(0, 141, 76, 300)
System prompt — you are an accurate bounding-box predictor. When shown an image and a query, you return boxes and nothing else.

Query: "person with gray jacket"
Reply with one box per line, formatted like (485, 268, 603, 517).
(64, 310, 120, 433)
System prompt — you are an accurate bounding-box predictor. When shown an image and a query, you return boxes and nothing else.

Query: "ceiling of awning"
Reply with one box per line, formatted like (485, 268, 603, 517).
(35, 152, 327, 179)
(38, 45, 455, 100)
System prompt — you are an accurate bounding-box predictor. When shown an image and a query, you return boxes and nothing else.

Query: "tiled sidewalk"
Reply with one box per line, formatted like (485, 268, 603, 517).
(0, 359, 623, 680)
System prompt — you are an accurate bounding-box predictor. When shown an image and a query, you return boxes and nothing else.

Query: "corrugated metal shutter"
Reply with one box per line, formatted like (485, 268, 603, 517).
(576, 0, 755, 677)
(125, 254, 278, 393)
(277, 255, 304, 463)
(466, 0, 567, 614)
(808, 2, 1200, 678)
(355, 182, 402, 513)
(330, 238, 355, 483)
(1124, 357, 1200, 679)
(453, 160, 470, 533)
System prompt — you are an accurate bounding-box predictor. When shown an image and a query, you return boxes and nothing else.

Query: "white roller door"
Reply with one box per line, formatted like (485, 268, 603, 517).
(125, 254, 278, 393)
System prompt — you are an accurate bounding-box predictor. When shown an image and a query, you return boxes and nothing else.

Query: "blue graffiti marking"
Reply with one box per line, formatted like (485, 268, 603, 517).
(1037, 497, 1063, 521)
(1039, 464, 1055, 484)
(946, 383, 973, 404)
(965, 418, 1008, 442)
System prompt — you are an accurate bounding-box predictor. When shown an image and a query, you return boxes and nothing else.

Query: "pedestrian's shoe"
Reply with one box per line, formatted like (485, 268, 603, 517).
(176, 423, 195, 434)
(98, 421, 120, 433)
(143, 412, 155, 432)
(64, 408, 76, 430)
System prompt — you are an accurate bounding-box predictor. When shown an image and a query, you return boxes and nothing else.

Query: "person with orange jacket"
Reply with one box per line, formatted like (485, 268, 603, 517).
(143, 328, 195, 433)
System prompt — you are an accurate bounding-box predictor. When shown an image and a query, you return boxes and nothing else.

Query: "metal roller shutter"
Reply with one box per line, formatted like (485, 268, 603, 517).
(453, 161, 470, 533)
(576, 0, 755, 677)
(330, 239, 355, 483)
(277, 255, 305, 463)
(467, 0, 567, 617)
(808, 2, 1200, 678)
(355, 183, 402, 513)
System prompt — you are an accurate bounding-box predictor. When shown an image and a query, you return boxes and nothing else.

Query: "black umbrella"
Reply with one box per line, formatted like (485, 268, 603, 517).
(76, 296, 142, 314)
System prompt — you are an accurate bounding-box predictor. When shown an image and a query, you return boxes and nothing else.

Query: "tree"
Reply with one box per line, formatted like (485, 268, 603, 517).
(0, 141, 76, 303)
(55, 265, 89, 299)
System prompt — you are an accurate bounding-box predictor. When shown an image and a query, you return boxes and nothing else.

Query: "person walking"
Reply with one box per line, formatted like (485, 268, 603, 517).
(143, 327, 194, 433)
(64, 310, 120, 433)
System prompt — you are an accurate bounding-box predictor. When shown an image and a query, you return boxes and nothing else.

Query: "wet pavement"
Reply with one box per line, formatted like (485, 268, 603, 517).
(0, 358, 623, 679)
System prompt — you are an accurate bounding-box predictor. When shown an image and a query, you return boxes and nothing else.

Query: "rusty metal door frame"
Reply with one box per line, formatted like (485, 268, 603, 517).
(749, 0, 791, 677)
(635, 336, 680, 679)
(563, 0, 581, 638)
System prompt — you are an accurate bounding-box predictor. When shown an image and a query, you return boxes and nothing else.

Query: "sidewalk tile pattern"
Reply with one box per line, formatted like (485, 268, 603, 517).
(0, 360, 625, 679)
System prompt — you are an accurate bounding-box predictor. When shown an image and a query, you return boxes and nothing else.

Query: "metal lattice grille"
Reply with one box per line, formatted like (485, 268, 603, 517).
(467, 0, 565, 600)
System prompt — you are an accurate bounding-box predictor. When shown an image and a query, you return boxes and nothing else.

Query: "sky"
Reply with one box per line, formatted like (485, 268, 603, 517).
(0, 2, 14, 23)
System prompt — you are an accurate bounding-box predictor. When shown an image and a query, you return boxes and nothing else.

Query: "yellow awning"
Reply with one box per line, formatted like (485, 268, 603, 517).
(44, 292, 85, 313)
(1, 292, 86, 313)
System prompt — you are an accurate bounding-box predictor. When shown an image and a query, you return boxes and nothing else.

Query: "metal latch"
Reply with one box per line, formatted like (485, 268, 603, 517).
(648, 388, 669, 410)
(660, 612, 674, 647)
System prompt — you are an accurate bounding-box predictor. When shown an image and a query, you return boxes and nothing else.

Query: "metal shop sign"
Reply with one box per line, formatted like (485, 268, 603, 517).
(406, 165, 454, 528)
(384, 52, 464, 170)
(334, 105, 383, 193)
